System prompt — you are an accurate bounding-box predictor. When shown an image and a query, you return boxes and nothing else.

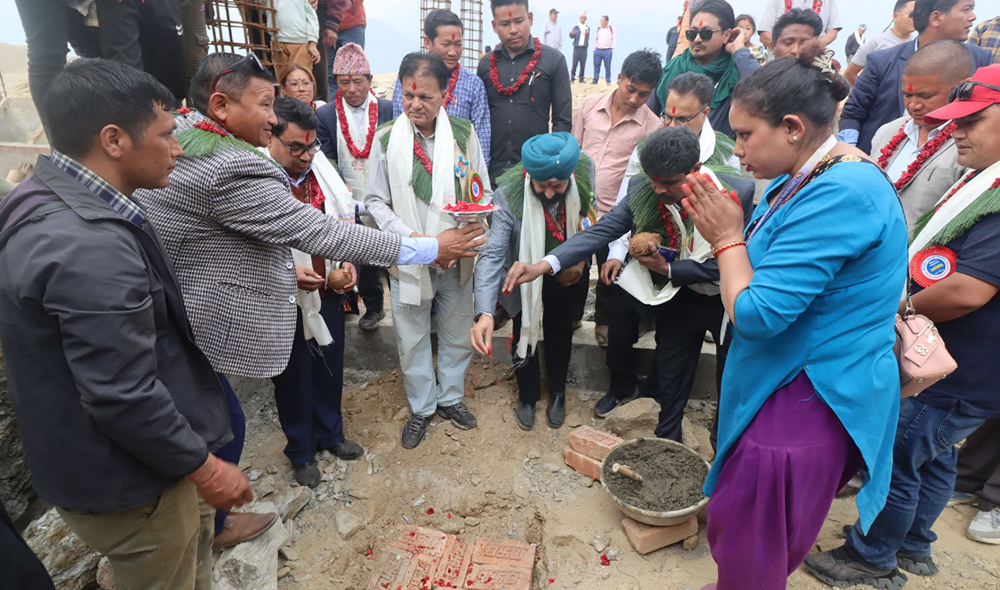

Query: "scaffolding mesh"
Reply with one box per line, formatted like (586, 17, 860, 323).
(419, 0, 485, 69)
(205, 0, 281, 68)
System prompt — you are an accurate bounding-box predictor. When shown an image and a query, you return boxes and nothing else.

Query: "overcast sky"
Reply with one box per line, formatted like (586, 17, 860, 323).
(1, 0, 991, 74)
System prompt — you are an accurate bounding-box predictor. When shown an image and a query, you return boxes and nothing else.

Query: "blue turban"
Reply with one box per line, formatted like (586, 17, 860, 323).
(521, 132, 580, 180)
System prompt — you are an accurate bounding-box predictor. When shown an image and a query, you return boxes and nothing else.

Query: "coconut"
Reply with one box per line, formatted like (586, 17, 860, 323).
(327, 269, 352, 291)
(629, 232, 662, 257)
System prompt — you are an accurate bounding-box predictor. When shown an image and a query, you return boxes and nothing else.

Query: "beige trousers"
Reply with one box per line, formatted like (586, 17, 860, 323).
(57, 479, 214, 590)
(275, 42, 315, 74)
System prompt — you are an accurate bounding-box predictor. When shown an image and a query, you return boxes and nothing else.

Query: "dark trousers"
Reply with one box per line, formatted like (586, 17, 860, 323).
(181, 0, 208, 102)
(357, 265, 384, 312)
(213, 373, 245, 535)
(511, 274, 588, 404)
(593, 48, 613, 83)
(605, 284, 654, 398)
(270, 299, 346, 466)
(648, 288, 727, 441)
(571, 46, 588, 82)
(592, 246, 614, 326)
(95, 0, 187, 101)
(955, 417, 1000, 510)
(313, 0, 329, 103)
(14, 0, 102, 130)
(0, 497, 56, 590)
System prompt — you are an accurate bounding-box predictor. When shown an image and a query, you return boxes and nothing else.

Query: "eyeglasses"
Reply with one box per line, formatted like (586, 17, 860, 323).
(277, 136, 322, 157)
(285, 80, 315, 89)
(212, 53, 270, 95)
(949, 80, 1000, 103)
(685, 28, 724, 42)
(663, 108, 707, 125)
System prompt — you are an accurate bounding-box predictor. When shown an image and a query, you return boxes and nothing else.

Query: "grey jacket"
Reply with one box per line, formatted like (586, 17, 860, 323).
(0, 157, 231, 512)
(870, 115, 966, 231)
(473, 186, 528, 318)
(134, 112, 403, 378)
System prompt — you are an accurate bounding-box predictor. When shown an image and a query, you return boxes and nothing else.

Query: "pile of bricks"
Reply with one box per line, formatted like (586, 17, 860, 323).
(562, 426, 700, 556)
(366, 526, 535, 590)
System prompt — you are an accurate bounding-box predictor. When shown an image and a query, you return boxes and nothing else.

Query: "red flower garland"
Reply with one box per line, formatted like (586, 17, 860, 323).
(488, 38, 542, 97)
(413, 137, 433, 175)
(877, 121, 957, 191)
(658, 201, 684, 251)
(544, 202, 567, 242)
(304, 173, 326, 210)
(786, 0, 822, 14)
(933, 170, 981, 214)
(335, 90, 379, 160)
(193, 119, 229, 136)
(443, 64, 461, 109)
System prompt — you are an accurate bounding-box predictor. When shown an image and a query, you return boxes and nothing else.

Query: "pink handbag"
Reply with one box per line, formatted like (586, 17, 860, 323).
(894, 294, 957, 398)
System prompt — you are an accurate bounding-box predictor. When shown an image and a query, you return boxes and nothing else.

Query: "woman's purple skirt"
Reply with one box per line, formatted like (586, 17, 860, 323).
(706, 372, 864, 589)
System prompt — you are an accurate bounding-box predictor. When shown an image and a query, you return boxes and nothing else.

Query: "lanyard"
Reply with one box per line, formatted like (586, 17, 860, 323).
(721, 135, 837, 343)
(746, 135, 837, 244)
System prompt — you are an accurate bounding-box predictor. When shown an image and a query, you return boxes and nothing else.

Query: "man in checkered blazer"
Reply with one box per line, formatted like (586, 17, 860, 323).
(134, 53, 484, 547)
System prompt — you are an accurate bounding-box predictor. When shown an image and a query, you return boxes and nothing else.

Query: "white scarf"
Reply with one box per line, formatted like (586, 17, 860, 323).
(617, 167, 721, 306)
(263, 149, 357, 345)
(699, 120, 717, 164)
(336, 92, 374, 202)
(517, 174, 582, 359)
(386, 108, 457, 305)
(908, 159, 999, 260)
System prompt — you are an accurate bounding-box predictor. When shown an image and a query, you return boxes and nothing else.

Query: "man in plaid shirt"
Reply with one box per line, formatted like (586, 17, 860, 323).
(970, 16, 1000, 63)
(393, 9, 492, 167)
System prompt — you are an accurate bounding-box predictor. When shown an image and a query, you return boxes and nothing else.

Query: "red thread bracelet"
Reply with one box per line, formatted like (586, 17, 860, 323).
(197, 462, 224, 488)
(712, 241, 746, 257)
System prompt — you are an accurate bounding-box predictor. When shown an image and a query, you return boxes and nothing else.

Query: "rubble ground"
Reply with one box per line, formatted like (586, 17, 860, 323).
(235, 361, 1000, 590)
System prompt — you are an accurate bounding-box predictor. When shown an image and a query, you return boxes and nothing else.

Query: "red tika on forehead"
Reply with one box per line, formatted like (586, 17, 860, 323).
(452, 33, 456, 39)
(509, 11, 512, 17)
(305, 132, 311, 143)
(412, 82, 418, 90)
(672, 106, 676, 114)
(908, 84, 913, 92)
(698, 20, 703, 26)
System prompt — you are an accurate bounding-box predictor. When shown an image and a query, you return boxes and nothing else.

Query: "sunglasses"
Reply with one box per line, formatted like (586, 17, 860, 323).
(212, 53, 271, 96)
(277, 136, 322, 157)
(949, 80, 1000, 103)
(663, 108, 707, 125)
(685, 28, 724, 42)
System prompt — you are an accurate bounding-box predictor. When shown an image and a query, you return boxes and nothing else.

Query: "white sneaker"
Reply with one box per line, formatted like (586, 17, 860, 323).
(967, 507, 1000, 545)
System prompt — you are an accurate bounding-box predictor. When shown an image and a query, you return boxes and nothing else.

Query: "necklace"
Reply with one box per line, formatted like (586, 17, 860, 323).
(304, 173, 326, 210)
(785, 0, 822, 14)
(413, 136, 433, 175)
(443, 64, 461, 109)
(878, 121, 956, 191)
(657, 201, 685, 251)
(488, 38, 542, 97)
(544, 201, 567, 242)
(335, 91, 379, 159)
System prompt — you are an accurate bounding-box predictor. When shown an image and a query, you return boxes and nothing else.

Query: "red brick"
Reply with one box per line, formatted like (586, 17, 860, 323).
(432, 535, 468, 588)
(389, 526, 448, 560)
(621, 516, 699, 555)
(470, 539, 536, 570)
(463, 564, 532, 590)
(399, 554, 437, 590)
(366, 545, 413, 590)
(563, 445, 602, 480)
(568, 426, 623, 461)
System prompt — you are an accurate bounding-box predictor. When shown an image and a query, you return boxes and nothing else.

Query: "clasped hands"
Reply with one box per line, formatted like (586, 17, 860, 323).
(680, 173, 745, 249)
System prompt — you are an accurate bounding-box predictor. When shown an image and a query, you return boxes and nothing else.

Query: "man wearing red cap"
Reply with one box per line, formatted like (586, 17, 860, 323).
(806, 64, 1000, 589)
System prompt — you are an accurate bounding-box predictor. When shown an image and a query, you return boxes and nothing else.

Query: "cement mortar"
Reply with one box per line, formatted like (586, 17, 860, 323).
(602, 441, 708, 514)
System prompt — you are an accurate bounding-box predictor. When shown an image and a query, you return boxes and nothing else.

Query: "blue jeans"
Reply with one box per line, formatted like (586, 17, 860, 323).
(846, 397, 984, 569)
(326, 25, 366, 98)
(593, 48, 612, 83)
(213, 373, 246, 535)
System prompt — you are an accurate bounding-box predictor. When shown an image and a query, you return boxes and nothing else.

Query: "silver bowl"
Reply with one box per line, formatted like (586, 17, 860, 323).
(599, 437, 710, 527)
(444, 205, 497, 250)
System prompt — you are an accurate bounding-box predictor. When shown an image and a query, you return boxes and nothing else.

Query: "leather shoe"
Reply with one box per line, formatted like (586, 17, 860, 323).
(546, 393, 566, 428)
(324, 440, 364, 460)
(292, 461, 320, 488)
(515, 401, 535, 431)
(213, 512, 278, 548)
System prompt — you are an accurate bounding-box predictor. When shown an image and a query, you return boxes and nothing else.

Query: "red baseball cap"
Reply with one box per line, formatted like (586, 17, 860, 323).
(924, 65, 1000, 126)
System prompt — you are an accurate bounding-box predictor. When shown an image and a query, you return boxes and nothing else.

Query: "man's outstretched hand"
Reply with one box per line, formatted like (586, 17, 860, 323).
(503, 260, 552, 295)
(188, 454, 253, 511)
(435, 225, 486, 262)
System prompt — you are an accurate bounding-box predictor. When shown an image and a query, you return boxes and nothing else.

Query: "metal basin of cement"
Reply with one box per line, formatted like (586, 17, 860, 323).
(599, 437, 710, 527)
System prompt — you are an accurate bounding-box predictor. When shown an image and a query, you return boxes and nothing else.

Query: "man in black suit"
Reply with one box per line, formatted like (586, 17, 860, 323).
(316, 43, 394, 331)
(504, 126, 754, 445)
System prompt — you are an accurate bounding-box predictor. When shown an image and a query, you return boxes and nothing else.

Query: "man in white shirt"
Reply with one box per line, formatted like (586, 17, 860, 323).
(845, 23, 867, 62)
(543, 8, 562, 51)
(758, 0, 841, 49)
(845, 0, 916, 85)
(569, 12, 591, 83)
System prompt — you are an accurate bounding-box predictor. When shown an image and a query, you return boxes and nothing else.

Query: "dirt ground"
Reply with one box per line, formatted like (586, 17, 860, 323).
(235, 361, 1000, 590)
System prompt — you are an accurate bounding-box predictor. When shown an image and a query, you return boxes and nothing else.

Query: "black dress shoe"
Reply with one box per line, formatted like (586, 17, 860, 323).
(594, 388, 640, 418)
(292, 461, 321, 488)
(324, 440, 364, 460)
(546, 393, 566, 428)
(515, 402, 535, 431)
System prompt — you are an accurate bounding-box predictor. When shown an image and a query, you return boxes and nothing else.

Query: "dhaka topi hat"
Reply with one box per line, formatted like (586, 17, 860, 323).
(332, 43, 370, 76)
(521, 132, 580, 180)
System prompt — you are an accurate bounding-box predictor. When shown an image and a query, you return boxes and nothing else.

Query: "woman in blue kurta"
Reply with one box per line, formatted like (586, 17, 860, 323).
(681, 42, 908, 589)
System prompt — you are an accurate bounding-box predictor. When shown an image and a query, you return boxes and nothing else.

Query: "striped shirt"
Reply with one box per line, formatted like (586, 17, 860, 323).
(49, 150, 146, 226)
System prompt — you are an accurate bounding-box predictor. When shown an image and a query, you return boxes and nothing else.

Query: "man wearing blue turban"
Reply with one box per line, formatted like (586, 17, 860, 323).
(471, 132, 598, 430)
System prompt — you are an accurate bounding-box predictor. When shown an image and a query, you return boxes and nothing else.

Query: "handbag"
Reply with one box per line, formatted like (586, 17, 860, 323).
(894, 282, 957, 398)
